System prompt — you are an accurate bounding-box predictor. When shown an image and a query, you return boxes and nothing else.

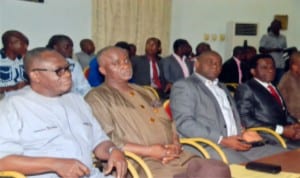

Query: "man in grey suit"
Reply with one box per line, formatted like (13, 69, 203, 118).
(162, 39, 194, 93)
(170, 51, 285, 164)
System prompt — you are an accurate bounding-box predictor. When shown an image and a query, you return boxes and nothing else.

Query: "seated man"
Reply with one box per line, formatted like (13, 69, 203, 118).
(0, 30, 29, 96)
(235, 54, 300, 149)
(0, 48, 127, 178)
(170, 51, 285, 164)
(75, 39, 95, 69)
(278, 51, 300, 121)
(85, 46, 231, 178)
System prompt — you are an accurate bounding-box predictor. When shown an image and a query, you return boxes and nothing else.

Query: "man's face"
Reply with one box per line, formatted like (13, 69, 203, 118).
(146, 39, 160, 55)
(9, 36, 27, 56)
(195, 53, 222, 80)
(100, 48, 132, 82)
(82, 41, 95, 55)
(54, 40, 73, 58)
(31, 51, 72, 96)
(251, 58, 275, 83)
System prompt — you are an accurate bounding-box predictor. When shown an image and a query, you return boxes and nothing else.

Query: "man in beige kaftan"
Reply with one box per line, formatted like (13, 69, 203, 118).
(85, 46, 230, 178)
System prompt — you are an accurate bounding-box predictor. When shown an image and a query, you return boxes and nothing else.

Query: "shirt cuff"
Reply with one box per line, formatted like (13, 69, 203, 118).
(275, 125, 284, 134)
(217, 136, 223, 144)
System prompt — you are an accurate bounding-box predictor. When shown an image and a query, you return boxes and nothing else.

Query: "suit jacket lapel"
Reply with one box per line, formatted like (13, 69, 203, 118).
(190, 74, 228, 135)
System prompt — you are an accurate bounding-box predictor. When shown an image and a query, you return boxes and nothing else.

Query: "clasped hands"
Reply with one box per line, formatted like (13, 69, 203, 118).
(149, 143, 183, 164)
(220, 130, 263, 151)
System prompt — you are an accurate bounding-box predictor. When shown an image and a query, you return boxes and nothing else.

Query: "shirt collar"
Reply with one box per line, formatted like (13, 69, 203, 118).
(254, 78, 272, 88)
(195, 72, 219, 86)
(233, 57, 240, 64)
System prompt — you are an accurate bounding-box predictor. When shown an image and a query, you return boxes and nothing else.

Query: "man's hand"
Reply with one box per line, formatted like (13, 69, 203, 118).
(52, 158, 90, 178)
(161, 144, 182, 164)
(220, 135, 252, 151)
(242, 130, 263, 143)
(148, 144, 181, 164)
(104, 149, 127, 178)
(283, 124, 300, 140)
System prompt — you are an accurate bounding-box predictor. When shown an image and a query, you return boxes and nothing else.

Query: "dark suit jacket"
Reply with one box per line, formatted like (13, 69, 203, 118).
(219, 58, 251, 84)
(162, 55, 194, 84)
(234, 78, 297, 130)
(131, 55, 165, 87)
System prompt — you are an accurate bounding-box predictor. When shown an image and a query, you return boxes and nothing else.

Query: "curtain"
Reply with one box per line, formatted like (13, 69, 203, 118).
(92, 0, 171, 56)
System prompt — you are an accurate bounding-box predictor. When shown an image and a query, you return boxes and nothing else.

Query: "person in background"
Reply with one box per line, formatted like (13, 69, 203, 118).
(170, 51, 285, 164)
(85, 46, 231, 178)
(259, 19, 287, 85)
(235, 54, 300, 149)
(131, 37, 167, 99)
(278, 51, 300, 121)
(128, 43, 137, 58)
(162, 39, 194, 94)
(195, 42, 211, 56)
(219, 46, 249, 84)
(0, 30, 29, 98)
(75, 39, 95, 69)
(0, 47, 127, 178)
(46, 34, 91, 96)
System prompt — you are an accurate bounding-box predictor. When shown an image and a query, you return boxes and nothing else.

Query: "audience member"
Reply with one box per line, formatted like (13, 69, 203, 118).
(170, 51, 284, 164)
(85, 46, 231, 178)
(235, 54, 300, 149)
(46, 34, 91, 96)
(195, 42, 211, 56)
(0, 47, 127, 178)
(162, 39, 194, 93)
(259, 19, 287, 85)
(87, 41, 132, 87)
(0, 30, 29, 97)
(278, 51, 300, 121)
(128, 43, 137, 58)
(219, 46, 249, 84)
(131, 37, 167, 99)
(75, 39, 95, 69)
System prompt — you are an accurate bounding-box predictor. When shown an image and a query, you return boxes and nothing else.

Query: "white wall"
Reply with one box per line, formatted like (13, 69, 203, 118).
(0, 0, 92, 53)
(171, 0, 300, 60)
(0, 0, 299, 58)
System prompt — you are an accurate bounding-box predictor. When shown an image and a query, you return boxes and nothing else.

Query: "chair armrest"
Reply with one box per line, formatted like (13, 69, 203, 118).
(188, 137, 229, 164)
(126, 159, 139, 178)
(180, 138, 210, 159)
(124, 151, 153, 178)
(248, 127, 287, 149)
(0, 171, 26, 178)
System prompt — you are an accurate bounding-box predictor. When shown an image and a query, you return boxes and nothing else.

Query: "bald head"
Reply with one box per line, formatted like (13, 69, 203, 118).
(97, 46, 127, 67)
(24, 48, 59, 75)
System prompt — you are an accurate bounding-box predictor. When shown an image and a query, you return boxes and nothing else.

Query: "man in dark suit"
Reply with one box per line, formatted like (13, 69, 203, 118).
(162, 39, 194, 93)
(131, 37, 167, 98)
(235, 54, 300, 149)
(219, 46, 250, 85)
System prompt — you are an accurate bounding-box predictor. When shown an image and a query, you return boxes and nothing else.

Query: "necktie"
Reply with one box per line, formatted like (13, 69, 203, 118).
(267, 85, 282, 106)
(151, 59, 162, 89)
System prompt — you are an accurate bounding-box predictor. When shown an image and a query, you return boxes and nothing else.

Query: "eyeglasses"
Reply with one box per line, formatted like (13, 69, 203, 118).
(31, 64, 74, 77)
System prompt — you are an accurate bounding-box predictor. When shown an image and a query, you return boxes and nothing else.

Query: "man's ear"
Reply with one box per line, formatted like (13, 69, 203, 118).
(99, 66, 106, 75)
(29, 71, 40, 83)
(250, 68, 255, 76)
